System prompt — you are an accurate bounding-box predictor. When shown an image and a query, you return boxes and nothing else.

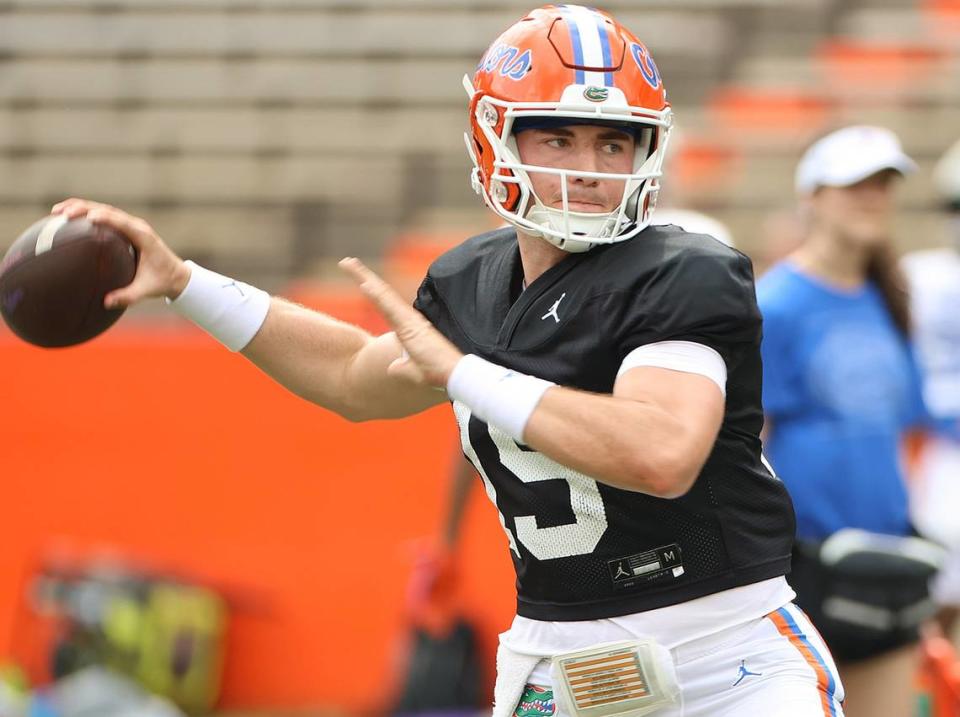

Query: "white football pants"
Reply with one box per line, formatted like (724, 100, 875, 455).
(512, 603, 845, 717)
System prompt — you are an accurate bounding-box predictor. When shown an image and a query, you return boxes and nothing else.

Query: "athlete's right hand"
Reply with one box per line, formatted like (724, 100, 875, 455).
(51, 198, 191, 309)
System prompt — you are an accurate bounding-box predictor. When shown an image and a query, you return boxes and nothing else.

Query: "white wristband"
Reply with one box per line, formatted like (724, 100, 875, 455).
(446, 354, 555, 443)
(166, 260, 271, 352)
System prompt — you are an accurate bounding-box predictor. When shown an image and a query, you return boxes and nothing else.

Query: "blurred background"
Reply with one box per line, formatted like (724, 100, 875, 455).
(0, 0, 958, 715)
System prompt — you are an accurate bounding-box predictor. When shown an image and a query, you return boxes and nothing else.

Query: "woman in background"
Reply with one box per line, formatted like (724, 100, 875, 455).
(758, 126, 939, 717)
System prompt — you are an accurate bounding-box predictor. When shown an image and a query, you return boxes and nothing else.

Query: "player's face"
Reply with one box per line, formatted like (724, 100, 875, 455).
(514, 124, 636, 213)
(811, 170, 899, 248)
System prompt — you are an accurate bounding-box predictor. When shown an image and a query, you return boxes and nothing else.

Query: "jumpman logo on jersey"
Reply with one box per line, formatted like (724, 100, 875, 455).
(614, 562, 631, 579)
(731, 660, 762, 687)
(541, 293, 566, 323)
(221, 280, 245, 297)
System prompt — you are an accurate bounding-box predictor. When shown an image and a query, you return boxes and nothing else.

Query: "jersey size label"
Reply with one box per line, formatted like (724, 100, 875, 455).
(607, 544, 683, 590)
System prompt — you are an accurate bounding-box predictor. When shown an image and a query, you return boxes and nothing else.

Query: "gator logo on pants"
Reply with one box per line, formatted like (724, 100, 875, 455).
(514, 684, 556, 717)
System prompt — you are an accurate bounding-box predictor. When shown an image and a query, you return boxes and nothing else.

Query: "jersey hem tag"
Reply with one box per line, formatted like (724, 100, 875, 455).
(607, 544, 683, 590)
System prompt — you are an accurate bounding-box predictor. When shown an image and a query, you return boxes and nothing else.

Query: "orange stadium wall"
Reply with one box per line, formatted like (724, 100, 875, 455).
(0, 317, 516, 710)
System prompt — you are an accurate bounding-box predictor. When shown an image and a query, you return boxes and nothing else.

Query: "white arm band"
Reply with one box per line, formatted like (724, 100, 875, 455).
(165, 260, 271, 352)
(617, 340, 727, 396)
(446, 354, 555, 443)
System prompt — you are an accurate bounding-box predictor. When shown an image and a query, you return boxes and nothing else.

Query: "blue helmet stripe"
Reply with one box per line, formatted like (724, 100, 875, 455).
(559, 5, 586, 84)
(593, 10, 614, 86)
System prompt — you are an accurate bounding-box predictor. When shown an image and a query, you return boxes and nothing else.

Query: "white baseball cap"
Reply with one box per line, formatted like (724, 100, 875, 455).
(795, 125, 917, 195)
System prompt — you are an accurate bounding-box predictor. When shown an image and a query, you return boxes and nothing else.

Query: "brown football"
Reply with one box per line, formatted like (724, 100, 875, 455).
(0, 215, 137, 348)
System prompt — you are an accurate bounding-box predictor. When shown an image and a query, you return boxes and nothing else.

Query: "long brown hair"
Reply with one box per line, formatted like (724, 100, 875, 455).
(866, 242, 911, 336)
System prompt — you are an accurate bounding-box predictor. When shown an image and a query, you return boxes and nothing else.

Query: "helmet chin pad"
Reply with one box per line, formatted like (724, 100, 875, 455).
(525, 205, 622, 253)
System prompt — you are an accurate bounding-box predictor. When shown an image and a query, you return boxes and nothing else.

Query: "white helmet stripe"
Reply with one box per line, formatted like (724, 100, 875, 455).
(560, 5, 609, 87)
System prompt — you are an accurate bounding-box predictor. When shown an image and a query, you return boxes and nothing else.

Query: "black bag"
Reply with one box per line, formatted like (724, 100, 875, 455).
(789, 529, 946, 662)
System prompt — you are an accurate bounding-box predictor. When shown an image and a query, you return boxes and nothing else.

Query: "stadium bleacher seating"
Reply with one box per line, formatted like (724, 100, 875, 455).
(0, 0, 956, 282)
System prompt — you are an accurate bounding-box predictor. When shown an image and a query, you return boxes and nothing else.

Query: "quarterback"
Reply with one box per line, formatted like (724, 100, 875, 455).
(53, 6, 843, 716)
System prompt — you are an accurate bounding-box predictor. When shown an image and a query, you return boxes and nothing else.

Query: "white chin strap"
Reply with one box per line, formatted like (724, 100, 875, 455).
(524, 205, 627, 253)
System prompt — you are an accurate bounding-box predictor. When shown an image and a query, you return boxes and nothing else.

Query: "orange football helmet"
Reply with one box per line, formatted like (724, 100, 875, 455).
(464, 4, 673, 252)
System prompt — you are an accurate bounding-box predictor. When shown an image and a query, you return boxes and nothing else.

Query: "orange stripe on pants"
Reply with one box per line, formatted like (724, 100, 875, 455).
(768, 609, 838, 717)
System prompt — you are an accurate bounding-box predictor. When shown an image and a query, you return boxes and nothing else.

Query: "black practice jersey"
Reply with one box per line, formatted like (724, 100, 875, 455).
(414, 225, 795, 621)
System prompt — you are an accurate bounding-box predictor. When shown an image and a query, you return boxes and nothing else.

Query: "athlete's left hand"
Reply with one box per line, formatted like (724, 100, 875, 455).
(339, 257, 463, 388)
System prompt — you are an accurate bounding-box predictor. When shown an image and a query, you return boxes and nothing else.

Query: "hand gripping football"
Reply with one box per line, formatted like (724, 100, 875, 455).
(0, 215, 138, 348)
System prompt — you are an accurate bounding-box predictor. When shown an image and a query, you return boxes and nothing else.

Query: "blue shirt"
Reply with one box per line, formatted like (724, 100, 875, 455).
(757, 262, 927, 540)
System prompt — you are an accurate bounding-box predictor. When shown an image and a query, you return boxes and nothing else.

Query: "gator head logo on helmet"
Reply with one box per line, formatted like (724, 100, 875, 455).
(463, 4, 673, 253)
(583, 86, 609, 102)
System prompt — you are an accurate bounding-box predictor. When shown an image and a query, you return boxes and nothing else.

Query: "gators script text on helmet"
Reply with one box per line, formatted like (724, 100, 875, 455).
(464, 4, 673, 252)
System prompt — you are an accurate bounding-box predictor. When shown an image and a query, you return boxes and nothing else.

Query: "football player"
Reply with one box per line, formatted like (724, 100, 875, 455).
(52, 6, 842, 716)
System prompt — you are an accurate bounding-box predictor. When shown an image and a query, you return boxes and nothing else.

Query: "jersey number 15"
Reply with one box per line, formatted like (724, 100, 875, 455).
(454, 401, 609, 561)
